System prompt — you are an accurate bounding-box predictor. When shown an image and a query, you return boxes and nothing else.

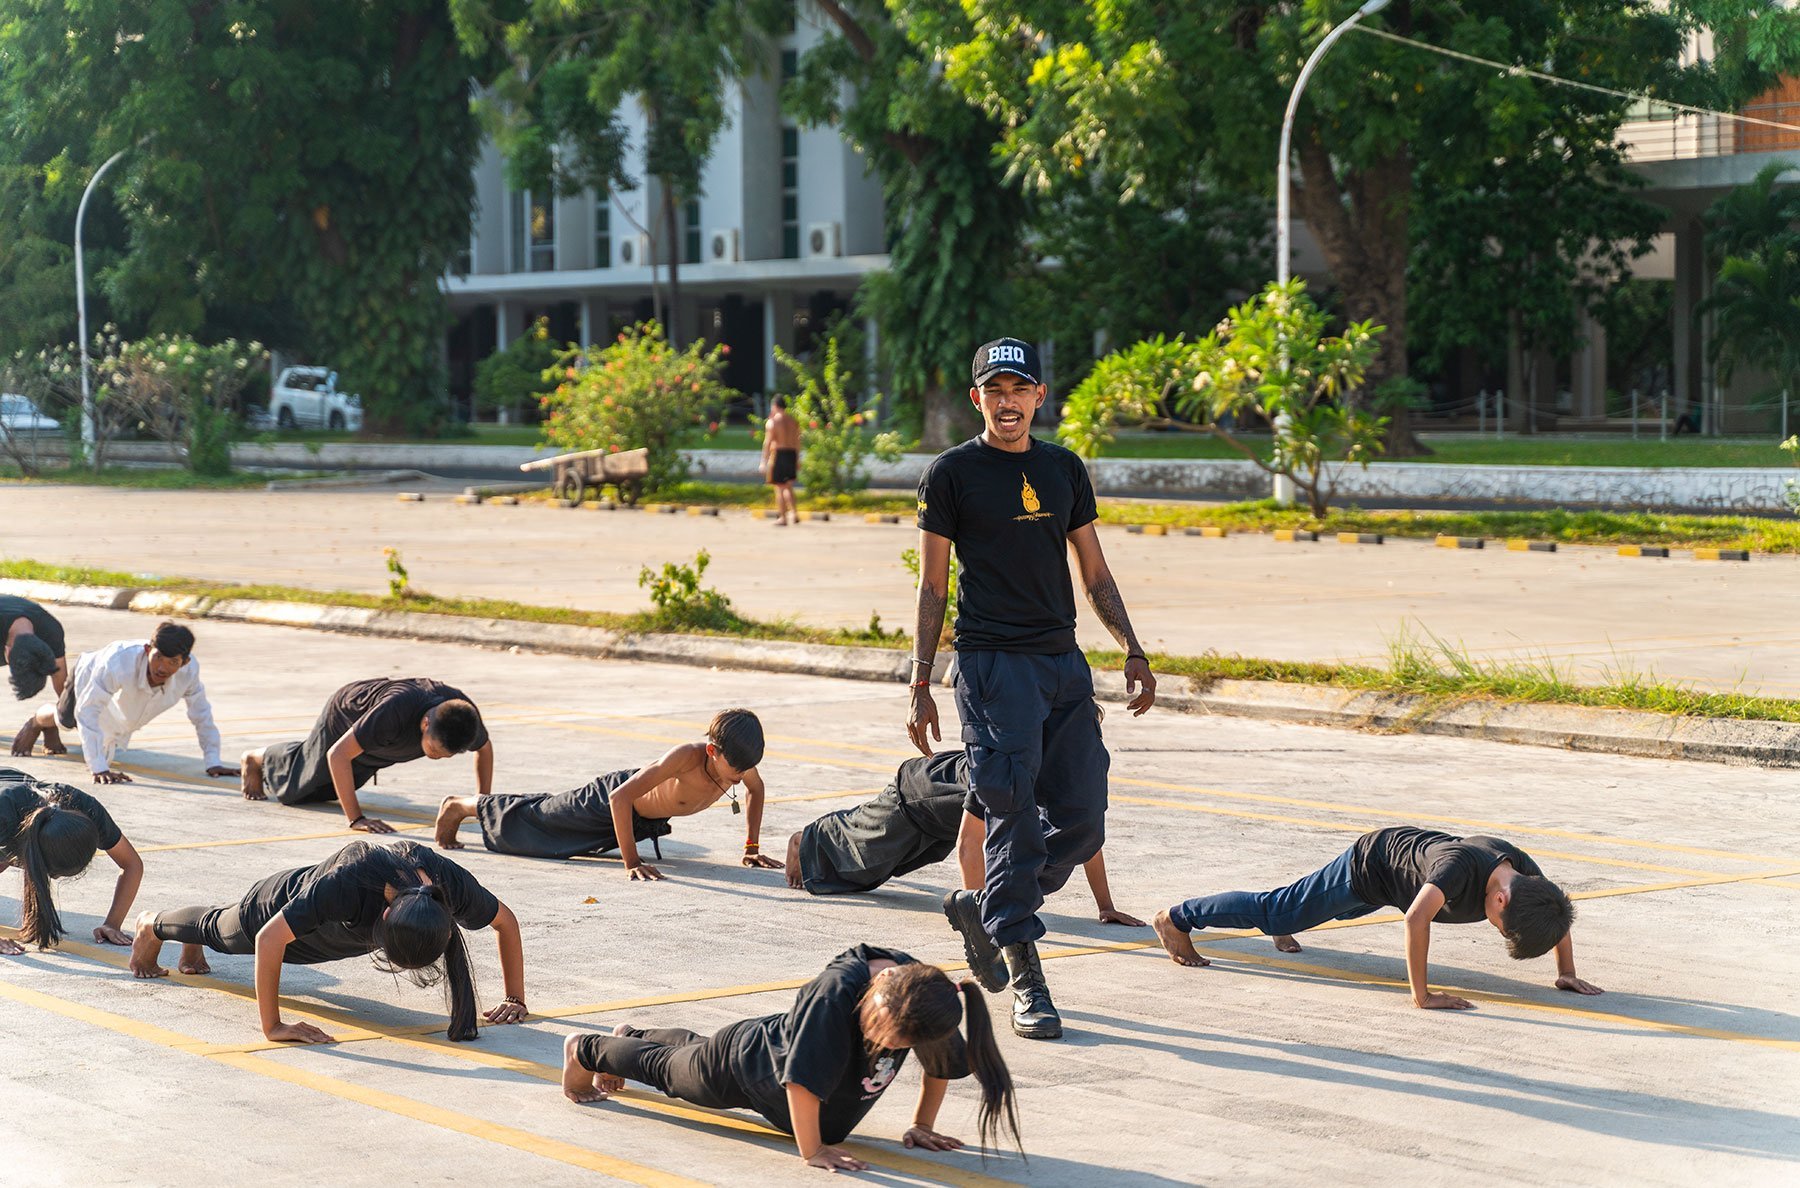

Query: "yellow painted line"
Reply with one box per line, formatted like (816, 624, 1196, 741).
(525, 977, 815, 1023)
(139, 825, 430, 853)
(345, 1023, 1020, 1187)
(1173, 947, 1800, 1052)
(5, 940, 1014, 1184)
(1758, 878, 1800, 890)
(1103, 794, 1726, 878)
(113, 761, 439, 825)
(0, 980, 705, 1187)
(211, 1052, 714, 1186)
(0, 927, 390, 1044)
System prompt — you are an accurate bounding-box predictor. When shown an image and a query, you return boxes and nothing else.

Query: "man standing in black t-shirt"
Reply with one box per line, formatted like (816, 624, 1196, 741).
(1152, 827, 1604, 1008)
(241, 677, 492, 834)
(908, 336, 1156, 1040)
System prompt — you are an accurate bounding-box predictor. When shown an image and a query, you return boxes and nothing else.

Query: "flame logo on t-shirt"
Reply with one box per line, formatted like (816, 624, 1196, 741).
(1020, 474, 1040, 514)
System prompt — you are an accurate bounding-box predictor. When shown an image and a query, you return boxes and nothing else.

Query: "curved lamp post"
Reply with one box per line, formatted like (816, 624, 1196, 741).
(1271, 0, 1390, 504)
(1277, 0, 1391, 285)
(75, 145, 134, 459)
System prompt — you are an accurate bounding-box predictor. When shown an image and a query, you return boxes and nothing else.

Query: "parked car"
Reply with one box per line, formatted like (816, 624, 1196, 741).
(0, 393, 62, 438)
(270, 366, 363, 431)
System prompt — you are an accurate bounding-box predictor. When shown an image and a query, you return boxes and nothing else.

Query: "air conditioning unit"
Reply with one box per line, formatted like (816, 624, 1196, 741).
(805, 221, 842, 258)
(618, 234, 653, 267)
(709, 227, 741, 263)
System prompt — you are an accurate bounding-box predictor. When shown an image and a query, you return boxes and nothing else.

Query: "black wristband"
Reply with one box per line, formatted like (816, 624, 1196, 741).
(1126, 653, 1147, 664)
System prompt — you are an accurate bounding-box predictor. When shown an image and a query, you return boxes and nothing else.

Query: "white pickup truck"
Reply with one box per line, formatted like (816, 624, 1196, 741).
(269, 366, 363, 431)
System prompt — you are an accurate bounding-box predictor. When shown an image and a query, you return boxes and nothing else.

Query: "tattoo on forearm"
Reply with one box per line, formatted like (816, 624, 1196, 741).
(914, 582, 948, 667)
(1086, 574, 1141, 654)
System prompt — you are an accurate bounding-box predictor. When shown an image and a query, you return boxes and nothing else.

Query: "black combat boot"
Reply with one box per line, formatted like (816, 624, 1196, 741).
(1002, 941, 1062, 1039)
(942, 890, 1008, 992)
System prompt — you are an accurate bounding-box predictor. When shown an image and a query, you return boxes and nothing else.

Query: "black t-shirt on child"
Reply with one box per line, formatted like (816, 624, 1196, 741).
(716, 944, 970, 1145)
(317, 678, 489, 767)
(0, 768, 122, 862)
(1349, 827, 1543, 923)
(237, 839, 500, 964)
(917, 436, 1099, 654)
(0, 596, 66, 659)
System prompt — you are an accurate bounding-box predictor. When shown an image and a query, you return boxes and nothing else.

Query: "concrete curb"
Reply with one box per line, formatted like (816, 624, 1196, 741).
(9, 577, 1797, 768)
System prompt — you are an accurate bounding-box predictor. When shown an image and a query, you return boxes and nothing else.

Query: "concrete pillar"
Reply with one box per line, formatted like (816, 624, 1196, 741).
(1671, 218, 1705, 421)
(1573, 307, 1607, 419)
(579, 299, 594, 349)
(762, 291, 782, 398)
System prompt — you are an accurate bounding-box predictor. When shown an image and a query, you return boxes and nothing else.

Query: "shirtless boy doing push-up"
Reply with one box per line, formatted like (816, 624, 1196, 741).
(435, 709, 783, 879)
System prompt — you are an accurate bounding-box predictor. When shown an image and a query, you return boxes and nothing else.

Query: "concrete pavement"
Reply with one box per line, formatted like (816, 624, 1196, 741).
(0, 606, 1796, 1186)
(3, 481, 1798, 694)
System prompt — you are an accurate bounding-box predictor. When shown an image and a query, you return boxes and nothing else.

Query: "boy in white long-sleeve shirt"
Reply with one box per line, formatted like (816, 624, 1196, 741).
(11, 621, 237, 785)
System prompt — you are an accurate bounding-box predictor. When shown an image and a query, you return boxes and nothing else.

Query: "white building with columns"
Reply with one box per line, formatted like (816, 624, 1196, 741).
(442, 12, 884, 415)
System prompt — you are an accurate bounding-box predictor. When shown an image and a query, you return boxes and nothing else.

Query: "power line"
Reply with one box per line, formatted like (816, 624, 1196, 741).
(1354, 24, 1800, 134)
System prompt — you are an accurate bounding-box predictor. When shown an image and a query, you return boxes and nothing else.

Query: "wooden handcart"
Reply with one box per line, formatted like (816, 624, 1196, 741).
(520, 446, 650, 505)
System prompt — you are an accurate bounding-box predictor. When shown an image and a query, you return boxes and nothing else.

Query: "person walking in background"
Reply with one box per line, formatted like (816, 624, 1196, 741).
(761, 395, 801, 526)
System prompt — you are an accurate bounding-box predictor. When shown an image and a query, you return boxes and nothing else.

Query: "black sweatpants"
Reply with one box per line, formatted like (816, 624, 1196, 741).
(152, 904, 256, 954)
(574, 1028, 758, 1117)
(261, 720, 380, 807)
(955, 649, 1110, 948)
(475, 769, 672, 860)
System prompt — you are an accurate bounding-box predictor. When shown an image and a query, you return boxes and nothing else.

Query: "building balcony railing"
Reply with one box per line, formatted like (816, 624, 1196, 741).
(1621, 101, 1800, 163)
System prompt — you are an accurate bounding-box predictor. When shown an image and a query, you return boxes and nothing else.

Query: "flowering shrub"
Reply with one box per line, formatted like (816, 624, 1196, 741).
(540, 321, 732, 494)
(12, 328, 264, 474)
(772, 337, 903, 496)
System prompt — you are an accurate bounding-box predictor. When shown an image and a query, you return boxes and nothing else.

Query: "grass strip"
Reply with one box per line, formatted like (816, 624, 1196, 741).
(0, 464, 271, 490)
(0, 560, 904, 650)
(8, 559, 1800, 725)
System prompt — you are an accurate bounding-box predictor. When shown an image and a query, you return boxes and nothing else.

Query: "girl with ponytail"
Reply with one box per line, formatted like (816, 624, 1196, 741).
(0, 766, 143, 954)
(561, 945, 1022, 1172)
(129, 839, 526, 1044)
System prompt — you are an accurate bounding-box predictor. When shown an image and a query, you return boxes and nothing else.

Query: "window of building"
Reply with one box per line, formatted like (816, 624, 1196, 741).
(511, 188, 556, 272)
(685, 197, 703, 265)
(781, 48, 798, 82)
(594, 195, 611, 269)
(781, 126, 800, 259)
(1625, 97, 1678, 121)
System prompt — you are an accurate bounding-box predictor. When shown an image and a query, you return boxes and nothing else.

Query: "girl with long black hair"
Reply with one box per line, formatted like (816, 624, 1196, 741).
(0, 766, 143, 954)
(128, 839, 527, 1044)
(561, 945, 1022, 1172)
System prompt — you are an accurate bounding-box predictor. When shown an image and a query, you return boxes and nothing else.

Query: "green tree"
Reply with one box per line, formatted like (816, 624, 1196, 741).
(0, 0, 493, 434)
(1700, 162, 1800, 413)
(792, 1, 1029, 449)
(1061, 281, 1384, 517)
(474, 317, 564, 423)
(774, 337, 903, 495)
(920, 1, 1800, 454)
(1018, 183, 1271, 397)
(453, 0, 788, 348)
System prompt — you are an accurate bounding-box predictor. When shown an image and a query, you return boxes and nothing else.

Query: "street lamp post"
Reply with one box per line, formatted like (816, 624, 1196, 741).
(75, 145, 133, 460)
(1277, 0, 1391, 286)
(1271, 0, 1390, 505)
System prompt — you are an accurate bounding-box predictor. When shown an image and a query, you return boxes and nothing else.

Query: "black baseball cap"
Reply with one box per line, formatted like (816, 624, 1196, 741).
(972, 337, 1042, 387)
